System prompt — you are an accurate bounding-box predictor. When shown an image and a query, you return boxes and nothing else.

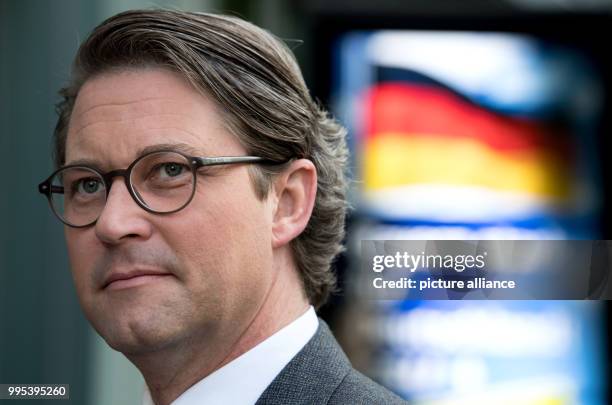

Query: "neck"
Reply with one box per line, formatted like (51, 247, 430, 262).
(131, 248, 309, 405)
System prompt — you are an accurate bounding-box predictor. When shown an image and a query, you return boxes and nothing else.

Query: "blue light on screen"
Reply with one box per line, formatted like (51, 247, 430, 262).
(333, 29, 607, 404)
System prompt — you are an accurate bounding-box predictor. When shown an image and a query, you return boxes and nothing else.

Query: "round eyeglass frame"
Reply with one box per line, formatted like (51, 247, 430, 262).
(38, 149, 283, 228)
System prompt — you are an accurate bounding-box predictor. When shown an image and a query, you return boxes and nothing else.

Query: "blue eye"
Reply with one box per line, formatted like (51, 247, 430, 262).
(76, 178, 103, 194)
(161, 162, 185, 177)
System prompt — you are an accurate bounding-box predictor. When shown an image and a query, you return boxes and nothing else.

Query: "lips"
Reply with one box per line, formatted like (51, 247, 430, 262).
(103, 269, 173, 290)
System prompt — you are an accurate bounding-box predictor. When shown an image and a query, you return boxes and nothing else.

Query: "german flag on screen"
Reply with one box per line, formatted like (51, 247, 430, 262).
(361, 81, 575, 223)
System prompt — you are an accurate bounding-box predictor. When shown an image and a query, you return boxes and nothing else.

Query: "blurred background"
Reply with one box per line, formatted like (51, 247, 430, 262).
(1, 0, 611, 404)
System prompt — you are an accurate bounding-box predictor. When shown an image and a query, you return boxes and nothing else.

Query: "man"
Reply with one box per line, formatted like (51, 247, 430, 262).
(38, 9, 407, 405)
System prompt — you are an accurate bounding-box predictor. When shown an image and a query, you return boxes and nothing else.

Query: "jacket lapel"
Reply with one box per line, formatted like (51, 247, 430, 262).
(255, 319, 351, 405)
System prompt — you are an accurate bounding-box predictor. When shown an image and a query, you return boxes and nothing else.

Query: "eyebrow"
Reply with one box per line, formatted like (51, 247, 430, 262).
(137, 142, 202, 157)
(65, 142, 205, 168)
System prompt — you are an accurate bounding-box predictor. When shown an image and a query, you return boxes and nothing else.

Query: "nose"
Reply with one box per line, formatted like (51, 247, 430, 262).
(94, 178, 153, 244)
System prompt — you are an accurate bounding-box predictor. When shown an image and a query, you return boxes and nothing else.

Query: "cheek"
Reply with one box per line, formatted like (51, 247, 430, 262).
(64, 229, 100, 303)
(173, 172, 271, 251)
(164, 179, 273, 292)
(65, 228, 90, 273)
(170, 196, 269, 265)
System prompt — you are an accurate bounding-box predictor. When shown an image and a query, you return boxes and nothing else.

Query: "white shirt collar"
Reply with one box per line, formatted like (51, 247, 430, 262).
(142, 306, 318, 405)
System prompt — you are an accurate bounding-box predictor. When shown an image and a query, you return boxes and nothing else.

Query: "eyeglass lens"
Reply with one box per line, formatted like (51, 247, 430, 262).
(48, 151, 195, 226)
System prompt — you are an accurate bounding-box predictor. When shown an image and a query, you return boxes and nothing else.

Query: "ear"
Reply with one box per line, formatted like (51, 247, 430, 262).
(271, 159, 317, 249)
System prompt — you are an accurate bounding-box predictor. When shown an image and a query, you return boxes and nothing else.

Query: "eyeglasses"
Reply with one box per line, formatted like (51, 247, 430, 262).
(38, 150, 283, 228)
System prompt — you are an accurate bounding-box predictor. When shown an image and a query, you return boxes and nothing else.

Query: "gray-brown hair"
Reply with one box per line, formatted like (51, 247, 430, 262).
(53, 9, 349, 309)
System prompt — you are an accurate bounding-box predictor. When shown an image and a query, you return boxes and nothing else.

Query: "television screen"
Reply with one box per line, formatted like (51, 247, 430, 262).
(331, 28, 608, 404)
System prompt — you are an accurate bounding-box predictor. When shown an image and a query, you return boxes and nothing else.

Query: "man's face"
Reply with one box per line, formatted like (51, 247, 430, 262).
(65, 68, 275, 354)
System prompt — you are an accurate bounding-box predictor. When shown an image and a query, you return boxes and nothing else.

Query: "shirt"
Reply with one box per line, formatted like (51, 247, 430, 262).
(142, 306, 318, 405)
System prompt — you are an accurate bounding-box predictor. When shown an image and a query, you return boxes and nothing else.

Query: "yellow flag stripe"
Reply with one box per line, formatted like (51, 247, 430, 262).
(364, 134, 571, 199)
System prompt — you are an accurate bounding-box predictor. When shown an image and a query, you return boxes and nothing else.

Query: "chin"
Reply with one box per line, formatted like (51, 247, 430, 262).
(95, 311, 184, 355)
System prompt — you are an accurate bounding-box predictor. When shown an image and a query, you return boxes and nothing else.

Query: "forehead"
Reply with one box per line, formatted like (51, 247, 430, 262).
(65, 67, 241, 166)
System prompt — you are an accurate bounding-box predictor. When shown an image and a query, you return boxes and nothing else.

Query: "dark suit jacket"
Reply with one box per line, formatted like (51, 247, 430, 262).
(256, 319, 408, 404)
